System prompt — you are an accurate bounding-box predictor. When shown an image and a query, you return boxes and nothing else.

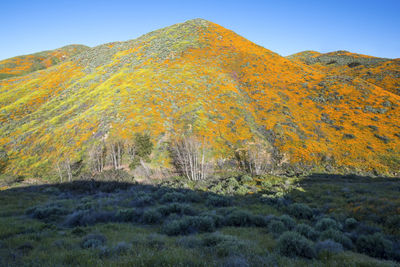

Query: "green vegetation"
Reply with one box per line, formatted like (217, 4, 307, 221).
(0, 173, 399, 266)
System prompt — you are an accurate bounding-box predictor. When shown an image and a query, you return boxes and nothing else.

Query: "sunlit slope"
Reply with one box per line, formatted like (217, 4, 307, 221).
(1, 19, 400, 176)
(0, 44, 89, 80)
(288, 50, 400, 96)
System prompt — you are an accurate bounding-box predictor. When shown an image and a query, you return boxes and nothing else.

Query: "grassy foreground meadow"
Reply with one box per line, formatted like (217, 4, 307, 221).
(0, 173, 399, 266)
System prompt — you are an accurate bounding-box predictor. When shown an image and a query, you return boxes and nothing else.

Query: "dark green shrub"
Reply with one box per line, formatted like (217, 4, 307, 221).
(26, 204, 68, 221)
(129, 133, 153, 169)
(268, 220, 287, 237)
(224, 210, 254, 227)
(277, 231, 316, 258)
(344, 218, 358, 231)
(162, 218, 192, 236)
(81, 234, 106, 249)
(356, 233, 393, 259)
(319, 229, 353, 250)
(315, 218, 341, 231)
(385, 215, 400, 232)
(157, 203, 197, 216)
(142, 208, 163, 224)
(279, 214, 296, 230)
(315, 240, 344, 255)
(115, 208, 141, 222)
(131, 195, 154, 207)
(206, 195, 232, 207)
(161, 216, 215, 236)
(287, 203, 313, 220)
(160, 192, 186, 203)
(294, 224, 319, 241)
(192, 216, 216, 232)
(240, 175, 253, 183)
(64, 210, 116, 227)
(202, 233, 251, 257)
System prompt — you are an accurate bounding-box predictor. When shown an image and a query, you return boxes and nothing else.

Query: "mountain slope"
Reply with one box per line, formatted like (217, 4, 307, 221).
(1, 19, 400, 176)
(287, 50, 400, 96)
(0, 44, 89, 80)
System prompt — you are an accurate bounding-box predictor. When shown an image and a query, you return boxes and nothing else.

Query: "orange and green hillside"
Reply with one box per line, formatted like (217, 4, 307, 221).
(287, 50, 400, 96)
(0, 44, 89, 80)
(1, 19, 400, 178)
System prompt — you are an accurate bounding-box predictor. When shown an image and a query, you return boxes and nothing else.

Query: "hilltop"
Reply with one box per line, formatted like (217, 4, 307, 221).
(287, 50, 400, 96)
(0, 19, 400, 178)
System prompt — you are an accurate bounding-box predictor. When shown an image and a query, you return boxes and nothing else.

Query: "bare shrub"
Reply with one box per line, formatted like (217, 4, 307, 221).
(235, 142, 272, 175)
(170, 136, 213, 181)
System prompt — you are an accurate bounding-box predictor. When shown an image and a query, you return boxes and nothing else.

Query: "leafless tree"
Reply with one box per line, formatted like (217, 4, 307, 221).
(55, 156, 72, 182)
(171, 136, 213, 181)
(108, 140, 124, 170)
(88, 142, 107, 173)
(235, 143, 272, 175)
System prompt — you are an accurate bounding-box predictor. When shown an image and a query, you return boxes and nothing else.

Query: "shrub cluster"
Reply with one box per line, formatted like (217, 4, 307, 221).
(287, 203, 313, 220)
(277, 231, 316, 258)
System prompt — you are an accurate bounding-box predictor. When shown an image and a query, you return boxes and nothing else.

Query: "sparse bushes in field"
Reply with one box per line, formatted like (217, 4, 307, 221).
(315, 240, 344, 255)
(277, 231, 316, 258)
(287, 203, 313, 220)
(356, 233, 393, 259)
(170, 135, 213, 181)
(81, 233, 107, 249)
(319, 229, 353, 250)
(294, 224, 319, 241)
(315, 218, 341, 231)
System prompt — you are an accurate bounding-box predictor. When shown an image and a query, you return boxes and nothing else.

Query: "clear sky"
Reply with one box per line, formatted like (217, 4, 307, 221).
(1, 0, 399, 60)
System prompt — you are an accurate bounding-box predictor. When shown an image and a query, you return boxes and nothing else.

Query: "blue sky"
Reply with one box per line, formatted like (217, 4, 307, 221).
(1, 0, 399, 60)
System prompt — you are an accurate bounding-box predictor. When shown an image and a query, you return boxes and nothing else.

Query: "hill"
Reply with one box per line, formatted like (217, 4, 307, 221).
(287, 50, 400, 96)
(0, 19, 400, 178)
(0, 44, 89, 80)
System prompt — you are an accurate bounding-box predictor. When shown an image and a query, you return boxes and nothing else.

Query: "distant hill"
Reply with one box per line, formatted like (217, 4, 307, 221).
(0, 44, 89, 80)
(1, 19, 399, 177)
(287, 50, 400, 96)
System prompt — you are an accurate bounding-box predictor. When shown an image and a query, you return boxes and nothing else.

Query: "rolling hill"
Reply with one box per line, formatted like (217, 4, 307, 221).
(287, 50, 400, 96)
(1, 19, 400, 178)
(0, 44, 89, 80)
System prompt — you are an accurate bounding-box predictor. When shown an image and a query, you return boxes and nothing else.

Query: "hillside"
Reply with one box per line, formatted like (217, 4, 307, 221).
(0, 19, 400, 177)
(287, 50, 400, 96)
(0, 44, 89, 80)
